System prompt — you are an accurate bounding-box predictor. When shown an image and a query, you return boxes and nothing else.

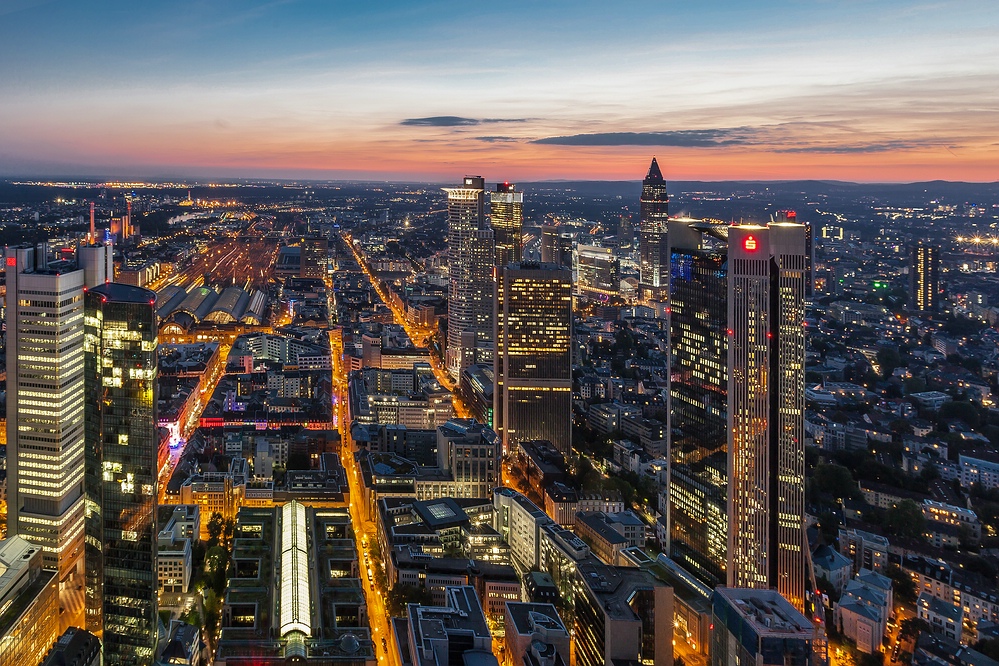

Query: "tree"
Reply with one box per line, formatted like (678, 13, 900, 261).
(899, 617, 930, 641)
(812, 463, 857, 500)
(206, 512, 225, 548)
(885, 500, 926, 540)
(938, 400, 981, 429)
(884, 564, 917, 604)
(877, 348, 903, 379)
(974, 638, 999, 660)
(386, 583, 433, 617)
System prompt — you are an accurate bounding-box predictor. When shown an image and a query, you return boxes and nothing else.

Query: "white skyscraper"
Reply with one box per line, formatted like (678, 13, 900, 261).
(5, 241, 113, 628)
(445, 176, 494, 380)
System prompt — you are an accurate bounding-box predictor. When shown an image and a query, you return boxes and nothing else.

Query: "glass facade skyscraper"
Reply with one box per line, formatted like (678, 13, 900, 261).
(667, 219, 730, 588)
(490, 182, 523, 268)
(667, 220, 807, 611)
(84, 283, 159, 664)
(639, 157, 669, 298)
(445, 176, 494, 380)
(494, 263, 573, 453)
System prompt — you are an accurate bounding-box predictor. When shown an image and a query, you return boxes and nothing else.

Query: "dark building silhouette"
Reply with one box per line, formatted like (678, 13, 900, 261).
(84, 283, 159, 664)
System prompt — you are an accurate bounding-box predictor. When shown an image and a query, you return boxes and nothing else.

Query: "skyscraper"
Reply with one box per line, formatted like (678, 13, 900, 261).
(667, 218, 730, 588)
(639, 157, 669, 300)
(726, 223, 807, 611)
(910, 240, 940, 312)
(666, 220, 807, 611)
(84, 283, 159, 664)
(490, 182, 523, 268)
(494, 263, 572, 453)
(5, 241, 113, 629)
(300, 236, 329, 281)
(445, 176, 494, 380)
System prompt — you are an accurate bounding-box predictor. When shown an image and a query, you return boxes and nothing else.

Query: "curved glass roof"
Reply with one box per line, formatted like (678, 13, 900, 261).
(280, 500, 311, 637)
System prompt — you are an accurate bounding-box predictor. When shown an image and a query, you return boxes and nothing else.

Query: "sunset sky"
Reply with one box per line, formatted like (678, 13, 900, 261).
(2, 0, 997, 182)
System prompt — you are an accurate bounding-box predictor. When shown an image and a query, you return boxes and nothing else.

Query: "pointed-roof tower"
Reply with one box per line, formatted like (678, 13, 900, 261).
(645, 156, 665, 183)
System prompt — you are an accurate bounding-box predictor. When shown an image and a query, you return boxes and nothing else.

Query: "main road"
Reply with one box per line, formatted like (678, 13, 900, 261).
(341, 232, 472, 419)
(331, 327, 401, 666)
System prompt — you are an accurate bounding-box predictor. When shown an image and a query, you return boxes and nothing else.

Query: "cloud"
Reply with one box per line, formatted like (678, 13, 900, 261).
(401, 116, 479, 126)
(475, 136, 520, 143)
(532, 129, 752, 147)
(531, 124, 952, 153)
(400, 116, 530, 127)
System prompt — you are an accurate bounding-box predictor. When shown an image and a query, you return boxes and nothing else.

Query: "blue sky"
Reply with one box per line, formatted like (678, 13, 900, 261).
(2, 0, 997, 181)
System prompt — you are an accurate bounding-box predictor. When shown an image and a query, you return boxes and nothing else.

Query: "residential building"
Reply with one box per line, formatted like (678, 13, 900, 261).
(918, 592, 964, 642)
(834, 570, 893, 654)
(839, 528, 889, 574)
(910, 240, 940, 312)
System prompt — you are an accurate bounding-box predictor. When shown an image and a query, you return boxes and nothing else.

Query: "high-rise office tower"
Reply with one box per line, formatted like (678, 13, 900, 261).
(666, 218, 730, 588)
(639, 157, 669, 300)
(726, 223, 807, 611)
(5, 241, 113, 629)
(490, 182, 523, 268)
(910, 240, 939, 312)
(445, 176, 494, 380)
(775, 210, 813, 298)
(667, 220, 807, 611)
(301, 236, 329, 281)
(494, 263, 572, 453)
(83, 283, 159, 664)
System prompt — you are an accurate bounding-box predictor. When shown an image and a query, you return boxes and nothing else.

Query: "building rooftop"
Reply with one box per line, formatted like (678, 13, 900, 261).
(714, 587, 814, 637)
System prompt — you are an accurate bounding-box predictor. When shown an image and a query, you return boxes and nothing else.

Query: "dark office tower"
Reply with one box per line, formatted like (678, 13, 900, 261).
(639, 157, 669, 300)
(910, 240, 940, 312)
(541, 224, 558, 264)
(84, 283, 159, 664)
(667, 218, 730, 589)
(445, 176, 494, 380)
(301, 236, 328, 280)
(490, 182, 524, 267)
(494, 263, 573, 454)
(727, 223, 807, 612)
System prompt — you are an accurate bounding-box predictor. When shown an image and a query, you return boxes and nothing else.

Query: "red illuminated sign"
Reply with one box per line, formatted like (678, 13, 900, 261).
(744, 235, 758, 251)
(6, 257, 16, 266)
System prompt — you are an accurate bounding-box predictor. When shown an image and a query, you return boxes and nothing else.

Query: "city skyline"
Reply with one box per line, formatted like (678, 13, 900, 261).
(2, 1, 998, 182)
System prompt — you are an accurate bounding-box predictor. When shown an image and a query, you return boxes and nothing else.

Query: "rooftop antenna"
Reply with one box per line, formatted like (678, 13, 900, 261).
(89, 201, 95, 243)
